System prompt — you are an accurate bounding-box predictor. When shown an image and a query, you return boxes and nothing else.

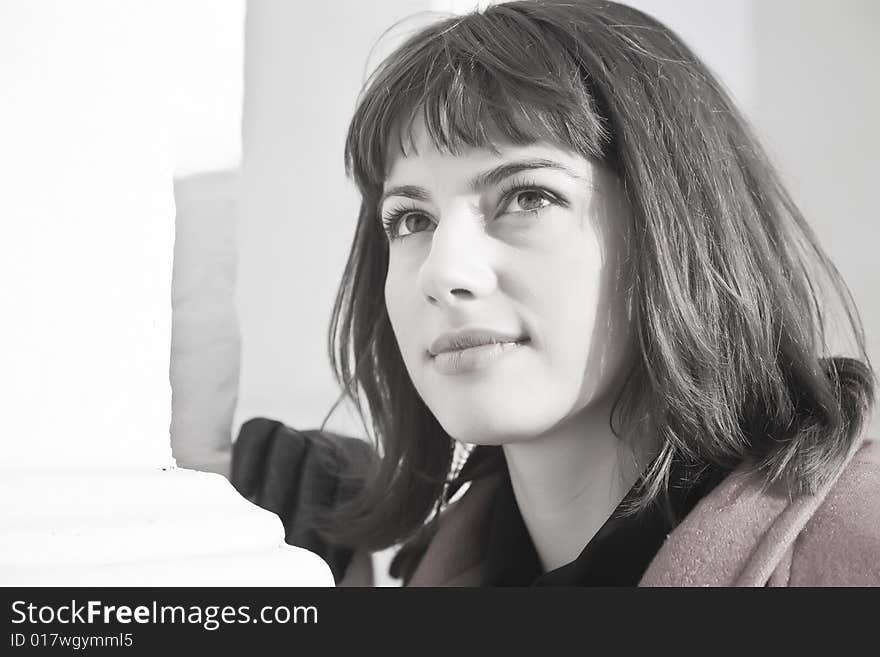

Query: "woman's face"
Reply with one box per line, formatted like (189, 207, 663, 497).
(381, 120, 633, 445)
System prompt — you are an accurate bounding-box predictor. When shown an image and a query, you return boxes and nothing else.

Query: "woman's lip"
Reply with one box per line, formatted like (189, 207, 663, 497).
(429, 329, 529, 356)
(430, 339, 530, 375)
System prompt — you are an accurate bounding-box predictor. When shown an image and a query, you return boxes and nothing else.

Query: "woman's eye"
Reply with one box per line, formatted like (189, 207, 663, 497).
(400, 213, 433, 236)
(382, 209, 434, 240)
(500, 189, 553, 215)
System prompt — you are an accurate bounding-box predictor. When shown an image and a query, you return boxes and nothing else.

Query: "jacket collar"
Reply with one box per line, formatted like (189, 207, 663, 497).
(641, 433, 867, 586)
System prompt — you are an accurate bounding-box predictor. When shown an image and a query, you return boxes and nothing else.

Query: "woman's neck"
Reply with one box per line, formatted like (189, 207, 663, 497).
(501, 397, 650, 573)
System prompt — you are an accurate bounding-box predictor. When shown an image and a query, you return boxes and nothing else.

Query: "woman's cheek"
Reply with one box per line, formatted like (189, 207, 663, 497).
(540, 247, 605, 369)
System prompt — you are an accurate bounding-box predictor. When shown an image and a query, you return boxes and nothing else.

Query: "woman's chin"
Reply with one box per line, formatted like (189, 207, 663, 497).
(438, 411, 556, 447)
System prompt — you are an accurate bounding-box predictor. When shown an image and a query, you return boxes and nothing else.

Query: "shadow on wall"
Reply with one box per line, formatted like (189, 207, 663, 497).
(170, 170, 241, 477)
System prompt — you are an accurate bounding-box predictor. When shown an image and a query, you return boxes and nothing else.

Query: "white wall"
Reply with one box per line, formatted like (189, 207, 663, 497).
(752, 0, 880, 434)
(233, 0, 430, 439)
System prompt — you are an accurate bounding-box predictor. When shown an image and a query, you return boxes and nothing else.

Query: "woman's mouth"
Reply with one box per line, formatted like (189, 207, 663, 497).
(430, 338, 530, 375)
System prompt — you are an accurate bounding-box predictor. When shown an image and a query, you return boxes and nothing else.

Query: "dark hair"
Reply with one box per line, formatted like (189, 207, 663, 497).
(317, 0, 875, 552)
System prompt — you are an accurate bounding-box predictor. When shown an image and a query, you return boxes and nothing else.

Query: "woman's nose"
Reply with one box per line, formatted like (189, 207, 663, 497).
(418, 211, 497, 308)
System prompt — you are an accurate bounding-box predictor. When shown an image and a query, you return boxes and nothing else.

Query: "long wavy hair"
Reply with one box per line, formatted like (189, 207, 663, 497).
(315, 0, 875, 553)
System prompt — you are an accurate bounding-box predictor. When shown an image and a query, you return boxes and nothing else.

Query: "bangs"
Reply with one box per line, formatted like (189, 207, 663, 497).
(345, 9, 610, 191)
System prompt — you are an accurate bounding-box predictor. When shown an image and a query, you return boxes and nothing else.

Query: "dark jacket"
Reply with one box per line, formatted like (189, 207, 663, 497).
(230, 417, 377, 584)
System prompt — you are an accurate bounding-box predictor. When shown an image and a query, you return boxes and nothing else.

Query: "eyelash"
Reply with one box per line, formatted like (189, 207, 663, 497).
(380, 178, 566, 241)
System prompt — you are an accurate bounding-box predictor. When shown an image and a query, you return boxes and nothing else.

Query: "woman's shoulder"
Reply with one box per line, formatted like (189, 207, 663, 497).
(788, 438, 880, 585)
(640, 436, 880, 587)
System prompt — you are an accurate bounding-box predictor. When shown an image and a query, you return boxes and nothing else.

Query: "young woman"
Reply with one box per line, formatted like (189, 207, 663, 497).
(232, 0, 878, 586)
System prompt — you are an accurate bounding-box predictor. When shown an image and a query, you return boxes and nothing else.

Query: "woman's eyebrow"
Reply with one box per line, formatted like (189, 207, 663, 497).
(379, 158, 583, 208)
